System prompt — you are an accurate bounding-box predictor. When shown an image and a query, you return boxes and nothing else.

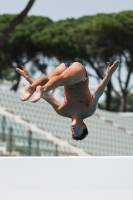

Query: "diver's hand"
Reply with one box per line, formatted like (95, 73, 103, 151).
(106, 60, 120, 77)
(16, 65, 29, 79)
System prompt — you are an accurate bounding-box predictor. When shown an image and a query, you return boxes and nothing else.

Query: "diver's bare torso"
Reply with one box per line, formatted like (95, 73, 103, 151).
(58, 77, 94, 119)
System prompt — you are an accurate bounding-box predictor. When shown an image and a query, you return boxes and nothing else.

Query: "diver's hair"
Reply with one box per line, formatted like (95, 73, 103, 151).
(72, 122, 88, 141)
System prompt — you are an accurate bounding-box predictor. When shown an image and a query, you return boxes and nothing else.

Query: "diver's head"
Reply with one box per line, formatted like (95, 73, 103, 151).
(70, 119, 88, 141)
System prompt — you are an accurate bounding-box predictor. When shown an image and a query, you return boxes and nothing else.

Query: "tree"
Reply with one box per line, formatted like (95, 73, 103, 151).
(0, 0, 36, 91)
(0, 0, 36, 50)
(0, 15, 53, 91)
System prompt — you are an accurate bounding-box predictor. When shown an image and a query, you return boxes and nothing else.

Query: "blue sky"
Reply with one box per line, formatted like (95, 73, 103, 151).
(0, 0, 133, 21)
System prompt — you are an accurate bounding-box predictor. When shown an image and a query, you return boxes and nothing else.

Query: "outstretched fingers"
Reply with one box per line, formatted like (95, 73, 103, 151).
(16, 65, 26, 74)
(106, 60, 120, 77)
(107, 62, 110, 70)
(16, 68, 23, 74)
(21, 65, 25, 69)
(107, 62, 110, 67)
(112, 60, 120, 67)
(107, 60, 120, 71)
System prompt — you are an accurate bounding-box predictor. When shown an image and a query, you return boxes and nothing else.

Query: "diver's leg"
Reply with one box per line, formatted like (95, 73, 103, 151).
(20, 63, 66, 101)
(30, 74, 65, 102)
(30, 62, 86, 102)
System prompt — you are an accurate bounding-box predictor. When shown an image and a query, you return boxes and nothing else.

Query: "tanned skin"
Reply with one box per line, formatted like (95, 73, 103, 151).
(16, 60, 120, 139)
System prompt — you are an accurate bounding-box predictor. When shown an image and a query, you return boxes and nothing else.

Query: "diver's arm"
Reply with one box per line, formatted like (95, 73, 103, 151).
(88, 70, 112, 116)
(87, 74, 111, 116)
(86, 60, 120, 117)
(42, 93, 62, 114)
(86, 94, 98, 117)
(93, 74, 111, 99)
(93, 60, 120, 99)
(16, 65, 34, 84)
(25, 76, 34, 84)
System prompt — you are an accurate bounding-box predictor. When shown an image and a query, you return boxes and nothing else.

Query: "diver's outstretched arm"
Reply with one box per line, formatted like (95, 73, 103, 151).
(86, 60, 120, 117)
(16, 65, 49, 86)
(16, 65, 34, 84)
(93, 60, 120, 99)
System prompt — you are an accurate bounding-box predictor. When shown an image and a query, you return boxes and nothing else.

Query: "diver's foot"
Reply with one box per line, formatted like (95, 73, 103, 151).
(20, 85, 34, 101)
(30, 85, 43, 103)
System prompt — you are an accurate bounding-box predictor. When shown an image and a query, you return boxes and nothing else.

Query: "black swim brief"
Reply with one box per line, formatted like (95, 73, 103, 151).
(64, 62, 88, 82)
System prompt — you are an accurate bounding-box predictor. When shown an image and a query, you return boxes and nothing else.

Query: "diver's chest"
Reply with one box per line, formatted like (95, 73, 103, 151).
(63, 100, 88, 114)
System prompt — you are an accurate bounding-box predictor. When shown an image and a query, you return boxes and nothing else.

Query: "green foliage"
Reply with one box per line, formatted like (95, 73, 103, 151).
(79, 11, 133, 60)
(0, 14, 53, 82)
(1, 11, 133, 66)
(0, 14, 16, 32)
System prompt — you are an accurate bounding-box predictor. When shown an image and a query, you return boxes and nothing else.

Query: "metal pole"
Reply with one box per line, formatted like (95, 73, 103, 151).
(36, 140, 40, 156)
(8, 126, 13, 154)
(28, 130, 32, 156)
(2, 116, 6, 142)
(55, 144, 58, 156)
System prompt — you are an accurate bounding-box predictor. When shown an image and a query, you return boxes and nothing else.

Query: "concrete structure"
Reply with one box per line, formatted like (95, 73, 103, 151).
(0, 89, 133, 156)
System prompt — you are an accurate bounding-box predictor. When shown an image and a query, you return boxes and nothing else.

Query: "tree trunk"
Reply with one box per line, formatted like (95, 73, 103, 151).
(11, 71, 21, 91)
(119, 95, 127, 112)
(106, 89, 111, 111)
(105, 81, 112, 111)
(0, 0, 36, 49)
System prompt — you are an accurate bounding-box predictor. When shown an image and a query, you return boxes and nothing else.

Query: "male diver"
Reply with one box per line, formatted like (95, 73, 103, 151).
(16, 60, 120, 140)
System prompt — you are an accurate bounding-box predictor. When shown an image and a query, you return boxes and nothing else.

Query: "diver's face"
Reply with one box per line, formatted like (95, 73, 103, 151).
(70, 123, 85, 138)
